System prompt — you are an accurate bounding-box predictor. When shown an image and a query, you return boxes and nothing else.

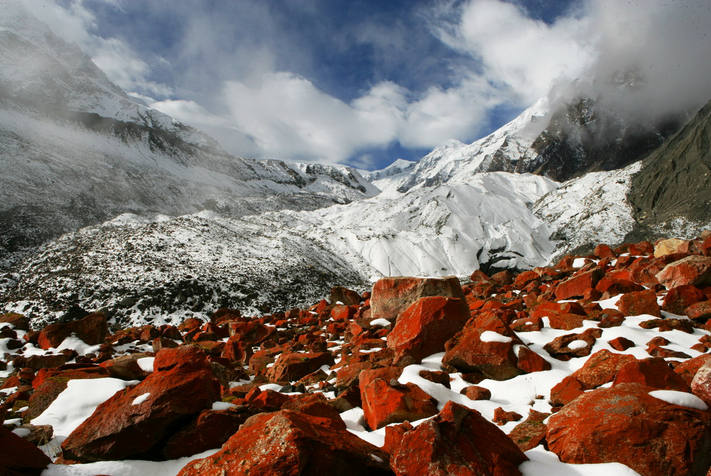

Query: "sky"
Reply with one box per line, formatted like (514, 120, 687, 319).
(20, 0, 711, 169)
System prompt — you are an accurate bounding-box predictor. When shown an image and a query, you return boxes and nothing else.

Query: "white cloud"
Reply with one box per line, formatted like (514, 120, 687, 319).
(18, 0, 172, 98)
(221, 72, 503, 163)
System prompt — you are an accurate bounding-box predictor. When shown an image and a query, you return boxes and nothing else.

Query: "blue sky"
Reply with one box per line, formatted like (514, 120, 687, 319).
(31, 0, 711, 169)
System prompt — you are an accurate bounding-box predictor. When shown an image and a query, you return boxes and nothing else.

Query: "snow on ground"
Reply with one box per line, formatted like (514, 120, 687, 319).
(31, 378, 138, 440)
(534, 162, 642, 257)
(41, 449, 219, 476)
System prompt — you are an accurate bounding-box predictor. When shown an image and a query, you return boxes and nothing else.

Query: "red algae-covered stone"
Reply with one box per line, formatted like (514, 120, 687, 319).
(676, 354, 711, 386)
(572, 349, 637, 389)
(613, 358, 690, 391)
(617, 289, 661, 317)
(547, 383, 711, 476)
(686, 300, 711, 321)
(177, 410, 391, 476)
(370, 276, 464, 320)
(507, 409, 550, 452)
(662, 285, 707, 314)
(549, 375, 585, 407)
(390, 401, 527, 476)
(516, 346, 551, 373)
(161, 407, 253, 459)
(656, 255, 711, 289)
(608, 336, 635, 351)
(554, 268, 603, 300)
(266, 351, 334, 383)
(443, 325, 521, 380)
(0, 427, 52, 476)
(61, 346, 220, 461)
(37, 312, 108, 350)
(387, 296, 469, 363)
(359, 367, 438, 430)
(493, 406, 523, 425)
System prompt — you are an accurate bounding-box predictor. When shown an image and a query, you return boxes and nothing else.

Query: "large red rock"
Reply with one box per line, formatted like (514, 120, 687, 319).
(390, 401, 527, 476)
(37, 312, 108, 349)
(0, 312, 29, 331)
(662, 285, 707, 314)
(507, 409, 550, 451)
(554, 268, 603, 300)
(617, 289, 661, 317)
(613, 357, 690, 391)
(359, 367, 438, 430)
(443, 325, 522, 380)
(656, 255, 711, 289)
(61, 346, 220, 461)
(161, 407, 253, 459)
(177, 410, 391, 475)
(0, 427, 52, 476)
(387, 296, 469, 363)
(266, 351, 334, 383)
(571, 349, 637, 389)
(547, 383, 711, 476)
(370, 276, 464, 320)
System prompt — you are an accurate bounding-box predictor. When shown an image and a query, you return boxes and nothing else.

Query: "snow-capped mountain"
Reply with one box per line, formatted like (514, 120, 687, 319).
(0, 4, 377, 264)
(3, 171, 556, 327)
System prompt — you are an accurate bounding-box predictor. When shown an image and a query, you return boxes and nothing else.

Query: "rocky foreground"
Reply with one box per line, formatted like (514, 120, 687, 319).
(2, 235, 711, 475)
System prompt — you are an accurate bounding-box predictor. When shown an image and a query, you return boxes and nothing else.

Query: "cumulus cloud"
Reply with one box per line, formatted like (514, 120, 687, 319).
(17, 0, 711, 166)
(220, 73, 502, 162)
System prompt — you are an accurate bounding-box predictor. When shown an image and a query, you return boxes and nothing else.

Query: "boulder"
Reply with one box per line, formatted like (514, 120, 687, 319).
(656, 255, 711, 289)
(687, 300, 711, 321)
(161, 407, 253, 459)
(61, 346, 220, 461)
(266, 352, 334, 383)
(554, 268, 603, 300)
(387, 296, 469, 363)
(370, 276, 464, 321)
(359, 367, 438, 430)
(37, 312, 108, 350)
(543, 328, 601, 361)
(547, 383, 711, 476)
(613, 358, 690, 391)
(662, 285, 707, 314)
(443, 325, 522, 380)
(617, 289, 661, 317)
(389, 401, 527, 476)
(0, 427, 51, 476)
(654, 238, 691, 258)
(507, 409, 549, 451)
(330, 286, 362, 306)
(177, 410, 391, 475)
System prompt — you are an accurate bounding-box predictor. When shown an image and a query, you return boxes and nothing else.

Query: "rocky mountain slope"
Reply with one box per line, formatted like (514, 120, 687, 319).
(629, 98, 711, 234)
(2, 234, 711, 475)
(2, 172, 557, 328)
(0, 5, 376, 266)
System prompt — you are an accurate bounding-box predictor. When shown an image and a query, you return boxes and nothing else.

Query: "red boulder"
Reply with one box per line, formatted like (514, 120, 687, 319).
(359, 367, 438, 430)
(387, 296, 469, 363)
(177, 410, 391, 475)
(390, 401, 527, 476)
(617, 289, 661, 317)
(0, 427, 52, 476)
(656, 255, 711, 289)
(547, 383, 711, 476)
(61, 346, 220, 461)
(37, 312, 108, 350)
(370, 276, 464, 320)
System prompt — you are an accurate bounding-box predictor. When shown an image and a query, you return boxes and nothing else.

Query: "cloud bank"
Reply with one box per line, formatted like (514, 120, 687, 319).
(16, 0, 711, 166)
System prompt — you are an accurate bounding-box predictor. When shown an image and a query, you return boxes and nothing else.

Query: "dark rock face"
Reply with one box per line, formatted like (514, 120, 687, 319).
(629, 99, 711, 230)
(524, 97, 679, 182)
